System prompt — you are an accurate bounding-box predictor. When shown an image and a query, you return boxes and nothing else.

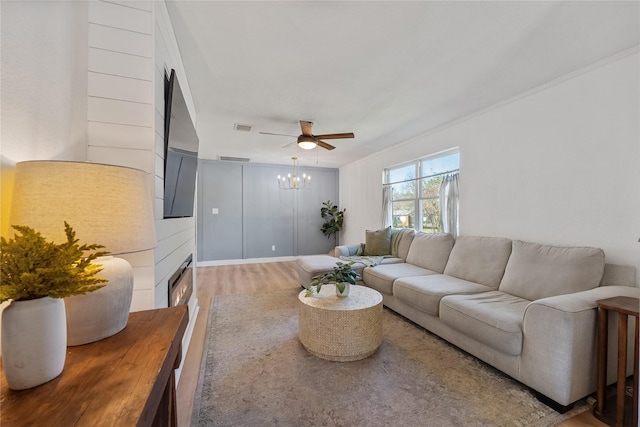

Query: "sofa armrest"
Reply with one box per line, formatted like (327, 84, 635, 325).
(526, 285, 640, 313)
(334, 244, 361, 258)
(520, 285, 640, 405)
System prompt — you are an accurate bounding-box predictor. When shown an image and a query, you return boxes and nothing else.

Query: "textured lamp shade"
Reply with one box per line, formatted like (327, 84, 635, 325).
(10, 161, 156, 254)
(10, 160, 157, 346)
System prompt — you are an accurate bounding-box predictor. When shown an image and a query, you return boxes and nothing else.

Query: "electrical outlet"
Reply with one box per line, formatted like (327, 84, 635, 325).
(211, 208, 219, 214)
(271, 245, 276, 251)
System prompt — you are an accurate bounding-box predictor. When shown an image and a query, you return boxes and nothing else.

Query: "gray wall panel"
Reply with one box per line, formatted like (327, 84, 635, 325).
(197, 159, 338, 261)
(297, 168, 338, 255)
(244, 164, 295, 258)
(197, 160, 243, 261)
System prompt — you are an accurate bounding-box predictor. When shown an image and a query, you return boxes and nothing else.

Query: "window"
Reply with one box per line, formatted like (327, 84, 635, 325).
(384, 150, 459, 234)
(388, 163, 416, 229)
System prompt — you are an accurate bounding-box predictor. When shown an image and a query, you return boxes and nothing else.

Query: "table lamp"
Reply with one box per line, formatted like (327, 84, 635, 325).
(9, 161, 156, 345)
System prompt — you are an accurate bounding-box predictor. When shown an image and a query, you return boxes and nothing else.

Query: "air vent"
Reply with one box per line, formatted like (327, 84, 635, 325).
(233, 123, 252, 132)
(219, 156, 251, 162)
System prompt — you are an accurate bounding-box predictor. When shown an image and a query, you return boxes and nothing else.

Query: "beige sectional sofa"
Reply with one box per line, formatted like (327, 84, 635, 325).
(296, 230, 639, 411)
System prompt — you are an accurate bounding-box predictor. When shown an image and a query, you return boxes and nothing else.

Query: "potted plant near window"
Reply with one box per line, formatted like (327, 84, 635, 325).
(0, 222, 108, 390)
(320, 200, 346, 250)
(306, 261, 361, 297)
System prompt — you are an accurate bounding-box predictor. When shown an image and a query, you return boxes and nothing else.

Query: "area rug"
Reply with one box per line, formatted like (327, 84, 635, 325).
(191, 288, 589, 426)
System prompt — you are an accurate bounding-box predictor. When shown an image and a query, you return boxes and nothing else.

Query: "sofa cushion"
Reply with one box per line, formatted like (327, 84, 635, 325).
(397, 229, 416, 261)
(393, 274, 493, 316)
(443, 236, 512, 289)
(499, 240, 605, 301)
(440, 291, 530, 356)
(380, 257, 404, 265)
(363, 263, 437, 295)
(364, 226, 392, 256)
(405, 232, 454, 273)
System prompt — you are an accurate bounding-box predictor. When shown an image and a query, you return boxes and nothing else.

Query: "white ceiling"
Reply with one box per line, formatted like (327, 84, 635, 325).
(166, 1, 639, 169)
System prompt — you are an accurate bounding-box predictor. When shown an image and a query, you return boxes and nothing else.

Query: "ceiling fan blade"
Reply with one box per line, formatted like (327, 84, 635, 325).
(300, 120, 313, 136)
(317, 140, 336, 150)
(281, 141, 296, 148)
(314, 132, 354, 140)
(259, 132, 297, 137)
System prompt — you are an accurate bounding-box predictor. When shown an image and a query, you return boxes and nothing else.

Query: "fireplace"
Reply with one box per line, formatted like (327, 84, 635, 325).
(168, 254, 193, 307)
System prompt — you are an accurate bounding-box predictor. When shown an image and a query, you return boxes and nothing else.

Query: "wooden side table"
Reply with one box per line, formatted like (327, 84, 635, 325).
(594, 296, 639, 427)
(1, 305, 189, 427)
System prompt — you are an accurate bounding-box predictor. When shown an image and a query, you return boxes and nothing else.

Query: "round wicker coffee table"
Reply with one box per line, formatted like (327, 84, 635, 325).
(298, 284, 383, 362)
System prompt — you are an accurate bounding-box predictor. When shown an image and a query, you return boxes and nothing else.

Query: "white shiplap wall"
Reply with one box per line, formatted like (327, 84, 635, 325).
(87, 0, 156, 312)
(154, 2, 200, 382)
(86, 0, 199, 381)
(86, 1, 199, 322)
(153, 2, 198, 320)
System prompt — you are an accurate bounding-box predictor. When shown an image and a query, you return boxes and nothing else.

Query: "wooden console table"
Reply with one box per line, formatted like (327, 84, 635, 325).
(594, 296, 639, 427)
(1, 305, 188, 427)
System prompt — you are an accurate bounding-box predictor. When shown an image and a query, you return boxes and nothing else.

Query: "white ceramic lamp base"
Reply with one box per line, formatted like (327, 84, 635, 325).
(64, 256, 133, 346)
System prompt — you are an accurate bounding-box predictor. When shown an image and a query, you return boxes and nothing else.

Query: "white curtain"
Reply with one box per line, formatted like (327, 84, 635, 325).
(439, 172, 459, 237)
(382, 185, 392, 228)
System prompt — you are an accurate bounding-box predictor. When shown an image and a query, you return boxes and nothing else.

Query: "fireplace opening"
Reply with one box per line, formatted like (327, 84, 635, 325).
(169, 254, 193, 307)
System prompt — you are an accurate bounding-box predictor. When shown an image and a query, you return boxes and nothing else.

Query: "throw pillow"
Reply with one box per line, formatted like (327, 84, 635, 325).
(364, 226, 392, 256)
(390, 229, 402, 257)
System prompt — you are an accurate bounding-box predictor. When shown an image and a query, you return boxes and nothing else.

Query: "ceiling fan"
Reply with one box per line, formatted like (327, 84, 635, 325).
(260, 120, 354, 151)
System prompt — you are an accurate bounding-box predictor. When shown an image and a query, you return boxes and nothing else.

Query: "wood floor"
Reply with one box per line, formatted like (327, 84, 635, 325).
(176, 262, 607, 427)
(176, 262, 300, 426)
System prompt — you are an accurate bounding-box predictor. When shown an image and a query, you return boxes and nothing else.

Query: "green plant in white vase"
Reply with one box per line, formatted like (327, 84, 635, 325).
(1, 222, 109, 302)
(305, 261, 360, 297)
(0, 222, 108, 390)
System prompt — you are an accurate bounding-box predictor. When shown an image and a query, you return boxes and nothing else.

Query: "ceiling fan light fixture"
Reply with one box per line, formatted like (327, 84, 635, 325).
(297, 135, 317, 150)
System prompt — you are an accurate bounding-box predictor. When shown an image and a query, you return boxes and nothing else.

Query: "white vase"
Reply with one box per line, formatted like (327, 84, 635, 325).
(1, 297, 66, 390)
(335, 282, 350, 297)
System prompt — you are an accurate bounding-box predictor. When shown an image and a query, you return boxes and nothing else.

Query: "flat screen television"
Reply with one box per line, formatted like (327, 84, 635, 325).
(164, 69, 199, 218)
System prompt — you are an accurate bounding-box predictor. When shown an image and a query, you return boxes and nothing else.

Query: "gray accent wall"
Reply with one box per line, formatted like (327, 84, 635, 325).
(296, 167, 340, 255)
(198, 161, 243, 261)
(197, 159, 338, 262)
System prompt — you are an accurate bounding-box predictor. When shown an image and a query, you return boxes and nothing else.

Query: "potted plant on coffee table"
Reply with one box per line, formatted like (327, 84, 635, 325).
(0, 222, 108, 390)
(305, 261, 361, 297)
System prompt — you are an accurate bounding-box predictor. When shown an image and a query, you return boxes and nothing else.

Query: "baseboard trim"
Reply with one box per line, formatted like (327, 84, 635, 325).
(196, 256, 297, 267)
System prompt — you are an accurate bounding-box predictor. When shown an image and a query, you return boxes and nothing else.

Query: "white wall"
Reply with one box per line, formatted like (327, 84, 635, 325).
(1, 1, 160, 310)
(340, 49, 640, 285)
(84, 0, 199, 314)
(154, 1, 199, 382)
(1, 0, 88, 235)
(86, 0, 156, 312)
(4, 0, 201, 314)
(85, 0, 200, 351)
(154, 1, 198, 310)
(0, 0, 90, 354)
(0, 2, 200, 364)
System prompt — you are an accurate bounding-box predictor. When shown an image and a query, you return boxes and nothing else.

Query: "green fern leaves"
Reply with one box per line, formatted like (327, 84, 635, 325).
(1, 222, 109, 302)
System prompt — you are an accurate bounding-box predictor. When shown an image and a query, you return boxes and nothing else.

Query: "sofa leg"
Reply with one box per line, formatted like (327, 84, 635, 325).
(534, 392, 575, 413)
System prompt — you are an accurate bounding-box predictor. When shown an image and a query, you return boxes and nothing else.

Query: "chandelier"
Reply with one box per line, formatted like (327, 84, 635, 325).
(277, 157, 310, 190)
